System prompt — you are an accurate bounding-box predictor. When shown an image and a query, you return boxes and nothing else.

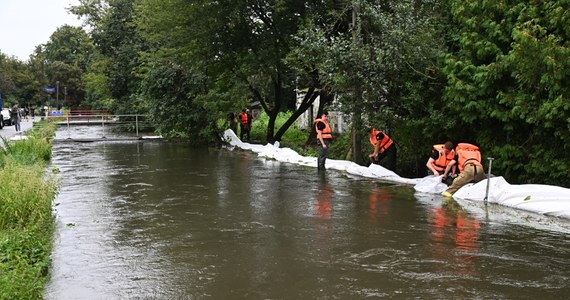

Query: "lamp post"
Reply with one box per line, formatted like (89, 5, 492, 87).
(56, 81, 60, 110)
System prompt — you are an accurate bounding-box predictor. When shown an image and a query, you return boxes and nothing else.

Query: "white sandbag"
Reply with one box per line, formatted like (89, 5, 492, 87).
(414, 176, 448, 194)
(222, 129, 570, 219)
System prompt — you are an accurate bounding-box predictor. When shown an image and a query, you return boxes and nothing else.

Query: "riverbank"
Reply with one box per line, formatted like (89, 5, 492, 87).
(0, 121, 57, 299)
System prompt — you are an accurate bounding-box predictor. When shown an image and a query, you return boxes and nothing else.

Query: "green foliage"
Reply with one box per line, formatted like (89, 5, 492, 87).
(0, 122, 55, 165)
(28, 25, 96, 108)
(249, 111, 308, 146)
(0, 163, 56, 229)
(327, 130, 353, 161)
(0, 122, 57, 299)
(237, 110, 318, 156)
(137, 0, 315, 142)
(443, 0, 570, 186)
(141, 60, 215, 144)
(0, 54, 42, 108)
(82, 58, 115, 110)
(0, 227, 53, 300)
(72, 0, 149, 112)
(40, 25, 95, 71)
(288, 0, 448, 165)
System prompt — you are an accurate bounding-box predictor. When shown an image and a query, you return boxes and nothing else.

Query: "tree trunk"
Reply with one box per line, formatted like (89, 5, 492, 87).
(350, 1, 364, 165)
(351, 88, 364, 165)
(274, 88, 319, 142)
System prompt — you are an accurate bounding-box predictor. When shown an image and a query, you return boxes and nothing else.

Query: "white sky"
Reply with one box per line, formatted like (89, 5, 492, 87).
(0, 0, 83, 61)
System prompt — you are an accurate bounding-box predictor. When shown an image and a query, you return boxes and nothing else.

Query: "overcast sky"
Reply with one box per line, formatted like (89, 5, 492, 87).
(0, 0, 83, 61)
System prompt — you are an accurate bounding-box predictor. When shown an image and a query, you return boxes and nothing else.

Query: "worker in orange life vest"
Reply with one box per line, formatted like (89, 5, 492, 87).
(368, 128, 397, 172)
(314, 111, 333, 170)
(427, 141, 457, 185)
(443, 143, 486, 196)
(238, 109, 249, 141)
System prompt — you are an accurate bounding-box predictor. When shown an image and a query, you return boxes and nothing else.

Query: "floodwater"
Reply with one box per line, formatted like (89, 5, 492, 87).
(45, 126, 570, 299)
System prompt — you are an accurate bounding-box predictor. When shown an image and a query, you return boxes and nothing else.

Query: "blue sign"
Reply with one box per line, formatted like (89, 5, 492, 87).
(44, 87, 56, 93)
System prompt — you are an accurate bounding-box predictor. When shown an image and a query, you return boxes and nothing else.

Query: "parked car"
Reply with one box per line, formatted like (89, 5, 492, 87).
(1, 108, 12, 127)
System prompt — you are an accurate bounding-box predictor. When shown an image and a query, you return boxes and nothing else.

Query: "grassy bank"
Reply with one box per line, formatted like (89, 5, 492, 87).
(0, 122, 57, 300)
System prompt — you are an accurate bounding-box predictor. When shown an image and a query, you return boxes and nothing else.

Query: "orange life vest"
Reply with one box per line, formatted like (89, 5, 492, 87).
(456, 143, 482, 172)
(238, 112, 248, 125)
(314, 118, 333, 139)
(432, 144, 455, 172)
(369, 128, 393, 153)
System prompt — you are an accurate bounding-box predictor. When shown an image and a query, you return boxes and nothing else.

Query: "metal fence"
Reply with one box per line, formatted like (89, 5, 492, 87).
(46, 114, 154, 139)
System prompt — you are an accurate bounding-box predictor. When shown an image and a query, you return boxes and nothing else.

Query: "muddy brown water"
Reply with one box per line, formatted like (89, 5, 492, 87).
(44, 127, 570, 299)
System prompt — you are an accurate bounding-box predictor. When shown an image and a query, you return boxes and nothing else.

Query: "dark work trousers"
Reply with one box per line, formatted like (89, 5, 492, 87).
(371, 144, 397, 172)
(240, 123, 249, 141)
(318, 139, 332, 170)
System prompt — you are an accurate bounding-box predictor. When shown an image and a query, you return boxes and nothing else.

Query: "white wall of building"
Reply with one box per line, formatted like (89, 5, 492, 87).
(295, 92, 349, 134)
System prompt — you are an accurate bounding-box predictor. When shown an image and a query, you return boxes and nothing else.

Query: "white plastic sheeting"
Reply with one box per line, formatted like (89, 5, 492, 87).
(452, 177, 570, 219)
(223, 129, 420, 185)
(223, 129, 570, 219)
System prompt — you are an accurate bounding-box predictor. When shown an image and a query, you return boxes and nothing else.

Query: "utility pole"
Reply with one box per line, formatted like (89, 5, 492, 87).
(56, 81, 60, 110)
(351, 1, 364, 165)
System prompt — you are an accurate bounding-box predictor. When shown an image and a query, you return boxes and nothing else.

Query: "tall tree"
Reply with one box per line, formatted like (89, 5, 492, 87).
(140, 60, 215, 142)
(290, 0, 447, 166)
(443, 0, 570, 186)
(0, 53, 42, 108)
(71, 0, 149, 113)
(137, 0, 329, 142)
(31, 25, 94, 108)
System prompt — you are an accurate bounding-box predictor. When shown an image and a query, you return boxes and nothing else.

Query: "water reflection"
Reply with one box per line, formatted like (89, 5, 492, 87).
(367, 187, 392, 225)
(315, 171, 333, 219)
(430, 200, 480, 251)
(428, 199, 480, 278)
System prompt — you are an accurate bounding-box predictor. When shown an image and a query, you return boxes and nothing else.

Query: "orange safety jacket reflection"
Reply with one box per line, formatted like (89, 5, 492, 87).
(432, 208, 480, 250)
(314, 118, 333, 139)
(432, 144, 455, 172)
(369, 128, 393, 153)
(456, 143, 482, 172)
(238, 112, 248, 125)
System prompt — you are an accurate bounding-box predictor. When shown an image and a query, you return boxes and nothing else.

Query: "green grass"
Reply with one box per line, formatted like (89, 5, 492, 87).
(0, 121, 57, 300)
(248, 111, 321, 157)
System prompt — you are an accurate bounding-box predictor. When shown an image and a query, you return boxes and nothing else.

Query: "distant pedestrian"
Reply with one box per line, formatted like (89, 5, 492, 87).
(11, 103, 21, 132)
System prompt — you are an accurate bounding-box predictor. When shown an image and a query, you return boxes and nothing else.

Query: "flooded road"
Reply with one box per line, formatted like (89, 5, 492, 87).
(45, 127, 570, 299)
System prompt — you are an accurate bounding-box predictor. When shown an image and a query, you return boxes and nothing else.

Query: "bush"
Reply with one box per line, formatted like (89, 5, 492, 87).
(0, 121, 57, 299)
(249, 111, 307, 145)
